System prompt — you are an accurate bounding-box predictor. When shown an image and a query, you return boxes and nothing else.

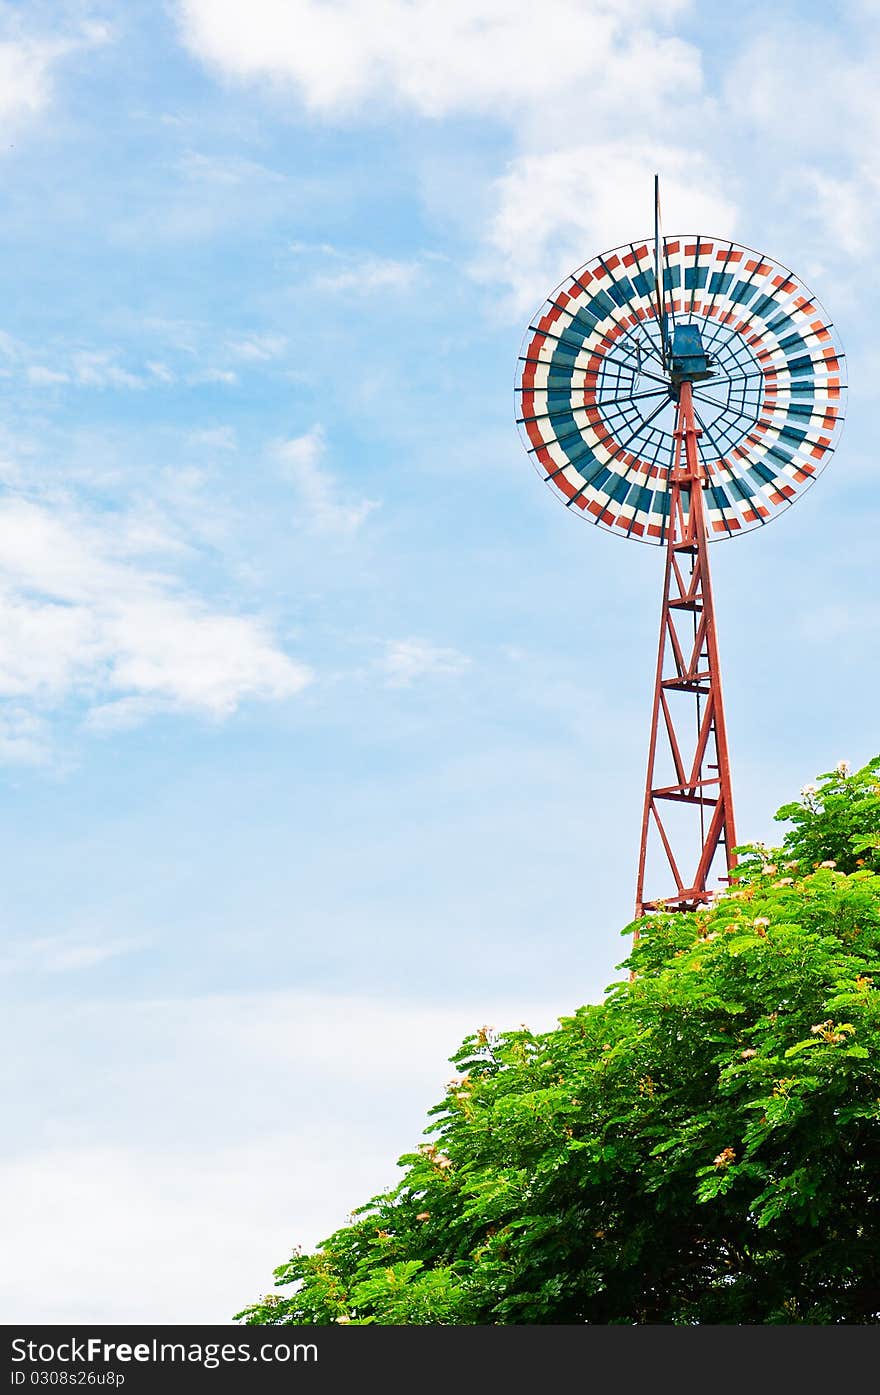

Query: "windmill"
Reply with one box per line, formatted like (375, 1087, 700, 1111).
(515, 178, 846, 920)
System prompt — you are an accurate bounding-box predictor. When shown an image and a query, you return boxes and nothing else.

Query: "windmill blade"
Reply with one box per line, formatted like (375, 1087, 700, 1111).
(515, 224, 846, 544)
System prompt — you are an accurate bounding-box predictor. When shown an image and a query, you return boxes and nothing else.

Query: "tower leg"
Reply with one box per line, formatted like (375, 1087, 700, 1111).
(634, 382, 737, 921)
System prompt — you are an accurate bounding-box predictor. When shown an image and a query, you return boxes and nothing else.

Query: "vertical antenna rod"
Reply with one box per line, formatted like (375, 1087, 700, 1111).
(653, 172, 667, 368)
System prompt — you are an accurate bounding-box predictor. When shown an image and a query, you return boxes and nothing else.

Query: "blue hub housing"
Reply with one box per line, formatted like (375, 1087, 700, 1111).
(669, 323, 715, 383)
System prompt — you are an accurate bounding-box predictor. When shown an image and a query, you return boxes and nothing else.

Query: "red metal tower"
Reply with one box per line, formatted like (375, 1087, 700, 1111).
(515, 191, 847, 933)
(634, 380, 737, 917)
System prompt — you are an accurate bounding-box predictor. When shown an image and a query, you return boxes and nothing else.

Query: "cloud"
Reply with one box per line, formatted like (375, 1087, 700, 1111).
(286, 241, 422, 293)
(794, 601, 880, 641)
(22, 343, 224, 394)
(312, 255, 420, 294)
(179, 150, 288, 187)
(187, 426, 237, 451)
(0, 988, 569, 1321)
(190, 367, 238, 385)
(0, 934, 141, 975)
(0, 497, 312, 723)
(27, 365, 70, 386)
(174, 2, 726, 312)
(0, 16, 110, 132)
(226, 333, 287, 362)
(0, 38, 54, 124)
(797, 165, 880, 268)
(379, 638, 470, 687)
(177, 0, 697, 122)
(71, 351, 145, 389)
(0, 1140, 368, 1324)
(1, 316, 251, 395)
(722, 20, 880, 267)
(726, 22, 880, 158)
(84, 695, 173, 731)
(276, 425, 378, 535)
(479, 142, 738, 315)
(289, 239, 339, 256)
(0, 706, 50, 764)
(146, 360, 175, 384)
(110, 150, 299, 248)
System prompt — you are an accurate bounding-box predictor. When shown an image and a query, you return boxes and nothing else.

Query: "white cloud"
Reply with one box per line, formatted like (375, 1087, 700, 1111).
(71, 350, 144, 389)
(726, 24, 880, 157)
(190, 367, 238, 385)
(0, 316, 253, 396)
(480, 142, 738, 315)
(0, 16, 110, 132)
(187, 425, 238, 451)
(100, 602, 305, 713)
(174, 2, 727, 311)
(277, 425, 378, 535)
(27, 365, 69, 386)
(20, 344, 220, 394)
(795, 601, 880, 641)
(227, 333, 287, 361)
(289, 238, 339, 256)
(84, 695, 172, 731)
(801, 167, 880, 262)
(0, 497, 312, 722)
(0, 1140, 371, 1324)
(0, 988, 569, 1321)
(285, 241, 421, 293)
(379, 638, 470, 687)
(179, 150, 287, 187)
(146, 360, 175, 384)
(722, 22, 880, 266)
(111, 150, 298, 248)
(312, 255, 420, 294)
(0, 39, 53, 123)
(0, 706, 50, 763)
(177, 0, 696, 122)
(0, 934, 140, 975)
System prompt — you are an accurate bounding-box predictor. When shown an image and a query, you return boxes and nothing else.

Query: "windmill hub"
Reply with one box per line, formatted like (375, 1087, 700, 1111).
(668, 322, 715, 386)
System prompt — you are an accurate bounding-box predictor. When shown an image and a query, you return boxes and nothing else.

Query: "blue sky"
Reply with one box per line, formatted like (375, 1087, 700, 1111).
(1, 0, 877, 1322)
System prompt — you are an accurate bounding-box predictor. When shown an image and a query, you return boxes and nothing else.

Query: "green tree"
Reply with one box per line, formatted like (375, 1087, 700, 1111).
(770, 756, 880, 876)
(239, 757, 880, 1325)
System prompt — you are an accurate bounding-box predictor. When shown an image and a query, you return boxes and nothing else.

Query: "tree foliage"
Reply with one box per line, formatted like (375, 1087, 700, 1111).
(239, 757, 880, 1325)
(771, 756, 880, 877)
